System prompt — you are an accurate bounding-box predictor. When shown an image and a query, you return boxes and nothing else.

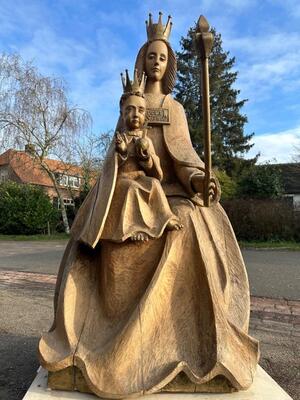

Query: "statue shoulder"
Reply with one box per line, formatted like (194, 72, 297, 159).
(166, 96, 187, 118)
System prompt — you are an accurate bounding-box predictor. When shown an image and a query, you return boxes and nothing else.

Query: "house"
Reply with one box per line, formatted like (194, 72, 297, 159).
(279, 163, 300, 210)
(0, 147, 84, 208)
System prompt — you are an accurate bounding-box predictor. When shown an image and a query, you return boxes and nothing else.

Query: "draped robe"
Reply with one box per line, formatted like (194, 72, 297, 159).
(39, 95, 259, 398)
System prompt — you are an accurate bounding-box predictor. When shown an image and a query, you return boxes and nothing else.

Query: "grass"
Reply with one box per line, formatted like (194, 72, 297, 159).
(0, 234, 299, 250)
(0, 233, 69, 241)
(239, 240, 300, 250)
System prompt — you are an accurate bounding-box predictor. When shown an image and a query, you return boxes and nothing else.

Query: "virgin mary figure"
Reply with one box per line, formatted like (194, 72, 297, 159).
(39, 13, 259, 398)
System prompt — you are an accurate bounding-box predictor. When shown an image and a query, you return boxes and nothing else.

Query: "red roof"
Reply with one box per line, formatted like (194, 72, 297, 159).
(0, 149, 83, 188)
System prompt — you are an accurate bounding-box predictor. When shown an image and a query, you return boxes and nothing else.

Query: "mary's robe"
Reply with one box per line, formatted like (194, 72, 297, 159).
(39, 95, 259, 398)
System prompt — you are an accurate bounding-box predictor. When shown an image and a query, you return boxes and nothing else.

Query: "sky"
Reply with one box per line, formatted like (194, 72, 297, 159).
(0, 0, 299, 163)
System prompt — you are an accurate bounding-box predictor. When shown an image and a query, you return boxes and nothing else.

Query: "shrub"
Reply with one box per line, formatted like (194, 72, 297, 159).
(237, 163, 283, 199)
(0, 181, 59, 234)
(214, 169, 237, 199)
(222, 198, 299, 241)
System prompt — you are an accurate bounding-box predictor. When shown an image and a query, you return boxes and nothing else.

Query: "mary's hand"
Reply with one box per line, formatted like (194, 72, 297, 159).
(191, 173, 220, 203)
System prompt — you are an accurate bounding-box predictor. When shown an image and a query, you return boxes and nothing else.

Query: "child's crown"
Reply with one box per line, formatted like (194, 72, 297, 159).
(146, 12, 172, 43)
(121, 69, 146, 96)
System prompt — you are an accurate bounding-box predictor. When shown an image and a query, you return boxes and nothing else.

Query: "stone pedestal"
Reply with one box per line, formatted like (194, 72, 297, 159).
(22, 366, 292, 399)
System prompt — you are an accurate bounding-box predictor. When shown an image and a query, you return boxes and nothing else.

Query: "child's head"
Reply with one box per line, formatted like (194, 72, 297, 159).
(120, 69, 146, 130)
(120, 93, 146, 130)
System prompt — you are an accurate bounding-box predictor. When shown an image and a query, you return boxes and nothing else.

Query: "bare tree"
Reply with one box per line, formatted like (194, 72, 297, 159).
(75, 130, 112, 192)
(0, 53, 91, 233)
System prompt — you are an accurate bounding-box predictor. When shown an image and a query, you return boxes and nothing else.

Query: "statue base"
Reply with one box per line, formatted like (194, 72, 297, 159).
(48, 367, 236, 394)
(22, 366, 293, 399)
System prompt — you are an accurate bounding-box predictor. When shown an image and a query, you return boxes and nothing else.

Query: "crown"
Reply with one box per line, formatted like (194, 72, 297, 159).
(121, 69, 146, 96)
(146, 12, 172, 42)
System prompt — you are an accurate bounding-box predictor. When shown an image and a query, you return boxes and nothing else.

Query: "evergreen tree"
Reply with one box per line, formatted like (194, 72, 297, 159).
(175, 27, 257, 176)
(237, 164, 283, 199)
(0, 181, 58, 234)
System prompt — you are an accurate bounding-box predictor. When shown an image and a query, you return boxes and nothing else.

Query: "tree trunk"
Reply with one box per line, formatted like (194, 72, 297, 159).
(59, 195, 70, 234)
(43, 166, 70, 234)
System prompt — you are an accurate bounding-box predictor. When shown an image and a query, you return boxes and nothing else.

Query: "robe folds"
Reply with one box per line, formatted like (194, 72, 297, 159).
(39, 95, 259, 398)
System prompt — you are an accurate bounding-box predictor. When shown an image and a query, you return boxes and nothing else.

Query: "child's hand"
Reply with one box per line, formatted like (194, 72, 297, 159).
(135, 138, 149, 160)
(115, 133, 127, 154)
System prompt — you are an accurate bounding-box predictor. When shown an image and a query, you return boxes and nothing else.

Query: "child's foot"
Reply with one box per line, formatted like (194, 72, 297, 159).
(166, 218, 183, 231)
(131, 232, 149, 242)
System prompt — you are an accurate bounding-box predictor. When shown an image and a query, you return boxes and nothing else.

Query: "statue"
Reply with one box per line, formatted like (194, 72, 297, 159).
(102, 69, 183, 243)
(39, 12, 259, 398)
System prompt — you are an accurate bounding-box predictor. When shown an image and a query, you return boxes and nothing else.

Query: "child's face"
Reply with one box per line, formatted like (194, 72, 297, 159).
(122, 95, 146, 130)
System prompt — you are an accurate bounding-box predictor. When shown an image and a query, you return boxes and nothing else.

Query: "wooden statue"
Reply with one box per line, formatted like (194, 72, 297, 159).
(39, 12, 259, 398)
(102, 69, 183, 243)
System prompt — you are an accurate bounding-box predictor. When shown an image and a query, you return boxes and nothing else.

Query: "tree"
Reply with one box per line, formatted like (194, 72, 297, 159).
(213, 169, 237, 199)
(175, 27, 257, 176)
(0, 181, 58, 234)
(0, 53, 91, 233)
(70, 130, 113, 213)
(75, 130, 112, 195)
(237, 163, 283, 199)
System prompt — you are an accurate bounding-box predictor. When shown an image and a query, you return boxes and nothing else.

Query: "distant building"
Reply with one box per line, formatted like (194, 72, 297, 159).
(0, 147, 84, 208)
(279, 163, 300, 210)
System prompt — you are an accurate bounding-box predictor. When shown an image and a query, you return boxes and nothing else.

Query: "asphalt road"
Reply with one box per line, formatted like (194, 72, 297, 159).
(0, 241, 299, 400)
(0, 240, 299, 300)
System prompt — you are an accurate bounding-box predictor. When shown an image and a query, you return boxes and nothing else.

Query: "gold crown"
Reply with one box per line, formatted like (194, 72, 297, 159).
(146, 12, 172, 42)
(121, 69, 146, 96)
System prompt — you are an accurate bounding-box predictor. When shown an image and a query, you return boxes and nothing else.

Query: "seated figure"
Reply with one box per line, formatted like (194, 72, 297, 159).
(102, 69, 182, 243)
(39, 13, 259, 398)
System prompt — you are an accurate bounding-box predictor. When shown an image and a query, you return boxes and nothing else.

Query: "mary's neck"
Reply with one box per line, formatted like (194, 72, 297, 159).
(145, 80, 163, 94)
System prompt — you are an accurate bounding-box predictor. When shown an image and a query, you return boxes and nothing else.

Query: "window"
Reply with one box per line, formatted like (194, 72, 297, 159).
(0, 170, 8, 182)
(68, 176, 80, 188)
(60, 174, 68, 187)
(55, 173, 80, 188)
(63, 198, 75, 207)
(53, 197, 75, 208)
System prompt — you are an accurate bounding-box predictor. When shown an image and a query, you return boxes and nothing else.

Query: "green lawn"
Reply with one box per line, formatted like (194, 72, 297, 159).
(0, 233, 69, 241)
(239, 240, 300, 250)
(0, 234, 299, 250)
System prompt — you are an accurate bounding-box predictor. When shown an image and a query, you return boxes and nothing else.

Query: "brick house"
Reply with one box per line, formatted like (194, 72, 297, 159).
(0, 148, 84, 208)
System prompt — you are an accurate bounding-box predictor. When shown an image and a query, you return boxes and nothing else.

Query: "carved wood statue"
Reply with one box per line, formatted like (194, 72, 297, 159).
(39, 12, 259, 398)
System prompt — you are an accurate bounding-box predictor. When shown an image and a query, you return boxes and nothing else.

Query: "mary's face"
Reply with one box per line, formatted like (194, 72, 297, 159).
(145, 40, 168, 81)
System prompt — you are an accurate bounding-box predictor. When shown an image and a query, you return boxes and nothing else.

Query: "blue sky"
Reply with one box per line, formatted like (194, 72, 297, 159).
(0, 0, 299, 163)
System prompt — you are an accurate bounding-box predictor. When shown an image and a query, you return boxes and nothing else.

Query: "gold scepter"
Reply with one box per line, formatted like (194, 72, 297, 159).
(195, 15, 214, 207)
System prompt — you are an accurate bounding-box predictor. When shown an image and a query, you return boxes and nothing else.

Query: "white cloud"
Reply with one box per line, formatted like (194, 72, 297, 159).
(224, 31, 300, 102)
(1, 5, 133, 133)
(227, 32, 300, 60)
(0, 0, 299, 146)
(247, 127, 300, 163)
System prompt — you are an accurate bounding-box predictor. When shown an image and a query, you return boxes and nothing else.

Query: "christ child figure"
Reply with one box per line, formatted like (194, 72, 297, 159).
(101, 70, 182, 243)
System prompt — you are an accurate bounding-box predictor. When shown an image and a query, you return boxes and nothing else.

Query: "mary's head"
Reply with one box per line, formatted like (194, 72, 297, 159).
(135, 13, 177, 94)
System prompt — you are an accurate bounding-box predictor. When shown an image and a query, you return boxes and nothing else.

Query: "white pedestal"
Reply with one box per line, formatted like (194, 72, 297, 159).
(22, 366, 293, 400)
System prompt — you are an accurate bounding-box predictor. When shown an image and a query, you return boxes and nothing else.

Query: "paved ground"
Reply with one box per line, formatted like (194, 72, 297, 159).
(245, 248, 300, 300)
(0, 241, 299, 299)
(0, 241, 65, 274)
(0, 241, 299, 399)
(0, 272, 299, 400)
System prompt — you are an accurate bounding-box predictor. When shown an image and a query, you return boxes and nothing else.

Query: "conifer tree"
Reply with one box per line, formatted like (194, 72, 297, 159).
(175, 27, 257, 176)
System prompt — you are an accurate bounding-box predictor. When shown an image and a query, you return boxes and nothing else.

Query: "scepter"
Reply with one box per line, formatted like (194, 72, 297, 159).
(195, 15, 214, 207)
